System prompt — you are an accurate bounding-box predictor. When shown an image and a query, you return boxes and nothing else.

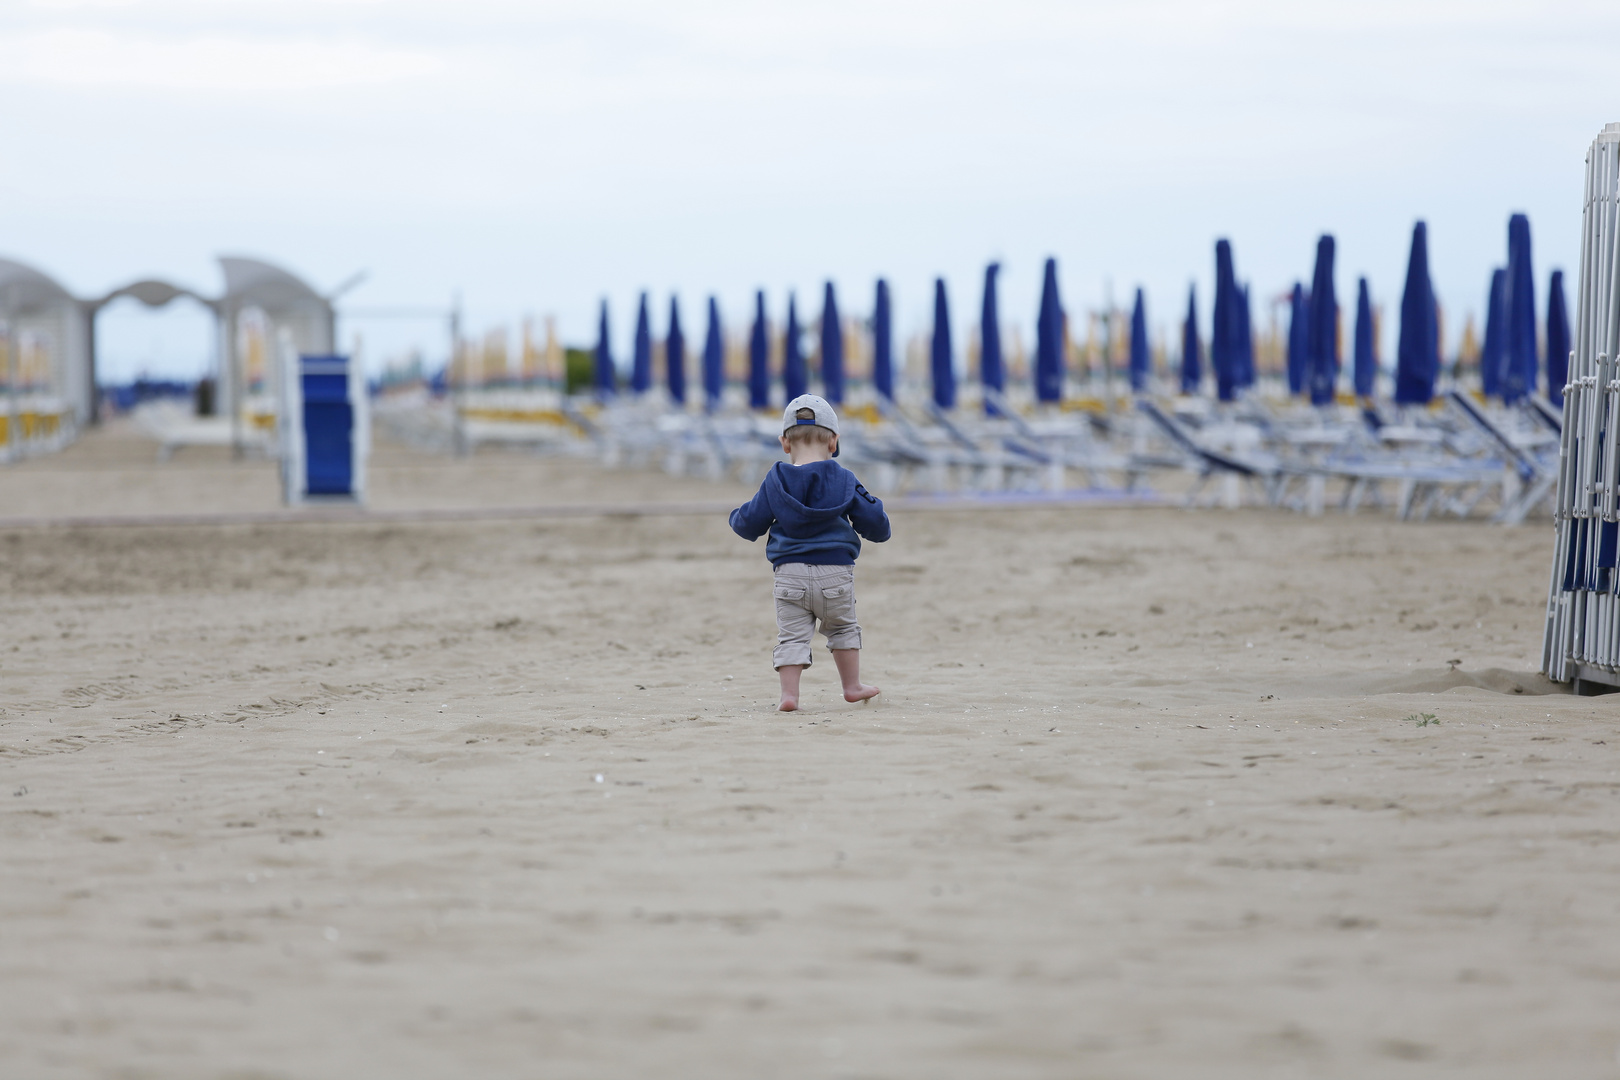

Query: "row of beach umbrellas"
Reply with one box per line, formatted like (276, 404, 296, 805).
(589, 217, 1569, 414)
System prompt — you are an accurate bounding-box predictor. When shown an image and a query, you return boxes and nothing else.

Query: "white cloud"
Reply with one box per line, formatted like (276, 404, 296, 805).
(0, 28, 440, 90)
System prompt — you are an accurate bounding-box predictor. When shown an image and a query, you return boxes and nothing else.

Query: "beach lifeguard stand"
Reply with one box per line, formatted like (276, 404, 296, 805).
(278, 351, 368, 505)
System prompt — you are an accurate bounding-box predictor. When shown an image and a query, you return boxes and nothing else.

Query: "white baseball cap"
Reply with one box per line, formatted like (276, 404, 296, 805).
(782, 394, 839, 436)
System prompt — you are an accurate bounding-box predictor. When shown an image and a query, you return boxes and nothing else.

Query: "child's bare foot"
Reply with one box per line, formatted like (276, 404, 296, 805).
(777, 664, 804, 712)
(843, 683, 880, 703)
(779, 694, 799, 712)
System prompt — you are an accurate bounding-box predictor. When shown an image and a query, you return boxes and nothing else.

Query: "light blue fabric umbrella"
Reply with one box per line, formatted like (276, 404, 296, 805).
(1128, 287, 1149, 393)
(702, 297, 724, 410)
(1503, 213, 1537, 404)
(1353, 277, 1376, 399)
(594, 299, 616, 397)
(1480, 268, 1507, 399)
(666, 296, 686, 404)
(631, 292, 652, 394)
(1306, 235, 1338, 406)
(1286, 283, 1309, 396)
(1180, 285, 1201, 394)
(872, 279, 894, 401)
(783, 294, 807, 401)
(979, 263, 1004, 413)
(1547, 269, 1570, 409)
(931, 278, 955, 410)
(820, 282, 844, 405)
(748, 291, 769, 409)
(1035, 258, 1064, 403)
(1395, 222, 1439, 405)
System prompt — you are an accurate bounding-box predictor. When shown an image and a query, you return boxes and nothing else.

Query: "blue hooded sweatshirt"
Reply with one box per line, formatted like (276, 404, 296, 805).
(729, 459, 890, 567)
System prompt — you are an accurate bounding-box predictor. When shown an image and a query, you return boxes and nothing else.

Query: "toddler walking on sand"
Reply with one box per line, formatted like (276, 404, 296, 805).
(729, 395, 891, 712)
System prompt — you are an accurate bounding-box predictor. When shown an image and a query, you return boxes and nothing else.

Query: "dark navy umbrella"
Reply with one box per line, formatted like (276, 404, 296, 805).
(631, 292, 652, 394)
(1503, 213, 1537, 404)
(1286, 283, 1309, 396)
(980, 262, 1004, 413)
(1353, 277, 1376, 399)
(594, 299, 616, 397)
(1480, 268, 1506, 399)
(748, 291, 770, 409)
(1128, 287, 1150, 393)
(1306, 235, 1339, 406)
(1180, 285, 1201, 394)
(1211, 240, 1238, 401)
(666, 296, 686, 404)
(931, 278, 956, 410)
(820, 282, 844, 405)
(1547, 269, 1570, 409)
(783, 294, 807, 401)
(702, 297, 724, 410)
(872, 279, 894, 400)
(1394, 221, 1439, 405)
(1035, 258, 1063, 403)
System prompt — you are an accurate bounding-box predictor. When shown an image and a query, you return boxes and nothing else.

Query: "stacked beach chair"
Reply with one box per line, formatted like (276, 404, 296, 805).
(1543, 122, 1620, 692)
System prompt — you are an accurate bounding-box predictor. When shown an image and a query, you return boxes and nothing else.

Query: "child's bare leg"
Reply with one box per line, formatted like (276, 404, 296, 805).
(777, 665, 804, 711)
(831, 649, 880, 702)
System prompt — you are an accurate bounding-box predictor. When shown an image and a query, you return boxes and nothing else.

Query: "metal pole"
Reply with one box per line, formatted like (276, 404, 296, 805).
(450, 291, 465, 456)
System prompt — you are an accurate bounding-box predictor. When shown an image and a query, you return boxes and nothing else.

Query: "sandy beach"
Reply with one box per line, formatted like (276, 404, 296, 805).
(1, 423, 1616, 1079)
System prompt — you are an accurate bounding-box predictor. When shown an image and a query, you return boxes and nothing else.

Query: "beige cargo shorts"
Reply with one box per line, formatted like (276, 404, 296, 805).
(772, 563, 861, 669)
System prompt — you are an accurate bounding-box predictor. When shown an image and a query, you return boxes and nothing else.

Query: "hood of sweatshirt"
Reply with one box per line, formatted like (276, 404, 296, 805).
(764, 460, 857, 527)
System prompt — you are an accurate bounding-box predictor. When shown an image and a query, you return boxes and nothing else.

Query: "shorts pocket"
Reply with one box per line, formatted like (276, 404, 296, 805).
(774, 584, 807, 601)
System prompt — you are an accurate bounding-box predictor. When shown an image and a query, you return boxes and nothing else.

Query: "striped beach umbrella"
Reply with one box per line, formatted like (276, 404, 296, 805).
(1394, 221, 1439, 405)
(783, 294, 807, 401)
(748, 291, 769, 409)
(702, 297, 724, 410)
(1503, 213, 1537, 404)
(820, 282, 844, 405)
(980, 263, 1004, 413)
(1128, 287, 1149, 393)
(1180, 285, 1201, 394)
(631, 292, 652, 394)
(1547, 270, 1570, 408)
(666, 296, 686, 404)
(931, 278, 955, 410)
(872, 279, 894, 401)
(1035, 258, 1063, 403)
(1306, 235, 1338, 406)
(1353, 277, 1376, 399)
(594, 299, 616, 397)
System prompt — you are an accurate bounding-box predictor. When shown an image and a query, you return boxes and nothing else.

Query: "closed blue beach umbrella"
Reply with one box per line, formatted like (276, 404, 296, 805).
(1236, 284, 1256, 390)
(872, 279, 894, 401)
(783, 294, 807, 401)
(1353, 277, 1376, 399)
(1547, 270, 1570, 408)
(1480, 268, 1507, 399)
(666, 296, 686, 404)
(594, 299, 616, 397)
(1211, 240, 1238, 401)
(1128, 288, 1150, 393)
(748, 291, 770, 409)
(932, 278, 956, 410)
(1286, 283, 1309, 396)
(631, 292, 652, 394)
(1306, 235, 1338, 406)
(1035, 258, 1063, 403)
(702, 297, 724, 410)
(820, 282, 844, 405)
(979, 263, 1006, 413)
(1503, 213, 1537, 404)
(1180, 285, 1201, 394)
(1394, 221, 1439, 405)
(980, 262, 1004, 412)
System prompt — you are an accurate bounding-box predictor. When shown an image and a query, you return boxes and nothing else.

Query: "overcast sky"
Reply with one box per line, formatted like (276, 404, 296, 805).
(3, 0, 1616, 380)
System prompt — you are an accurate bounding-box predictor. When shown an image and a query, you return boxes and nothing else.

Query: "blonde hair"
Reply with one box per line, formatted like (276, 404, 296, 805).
(785, 407, 833, 447)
